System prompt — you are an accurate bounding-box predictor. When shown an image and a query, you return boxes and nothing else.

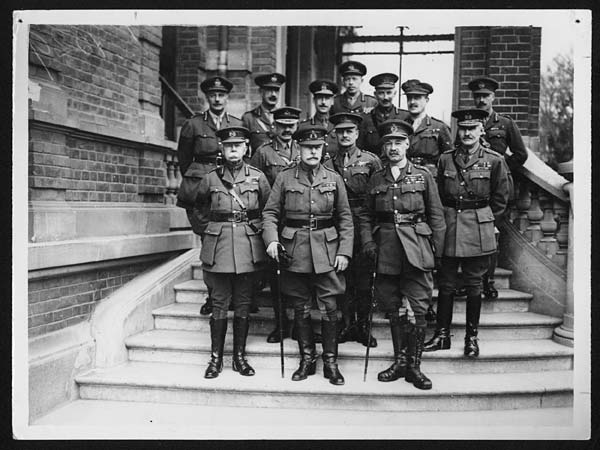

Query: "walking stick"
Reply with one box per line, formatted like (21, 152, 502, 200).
(363, 256, 378, 382)
(276, 258, 285, 378)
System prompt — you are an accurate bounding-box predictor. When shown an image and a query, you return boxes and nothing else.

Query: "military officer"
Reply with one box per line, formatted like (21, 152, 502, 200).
(331, 60, 378, 115)
(424, 109, 509, 358)
(250, 106, 307, 343)
(241, 72, 286, 154)
(302, 79, 339, 157)
(401, 78, 453, 322)
(469, 76, 528, 299)
(262, 123, 354, 385)
(176, 76, 242, 316)
(401, 79, 453, 178)
(324, 112, 382, 347)
(358, 73, 410, 156)
(357, 119, 445, 390)
(194, 126, 271, 379)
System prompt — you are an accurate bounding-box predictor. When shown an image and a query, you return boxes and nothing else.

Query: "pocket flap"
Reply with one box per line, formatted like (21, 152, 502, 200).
(318, 185, 336, 194)
(240, 183, 259, 193)
(372, 185, 390, 195)
(281, 226, 297, 240)
(209, 185, 229, 194)
(324, 226, 339, 242)
(401, 183, 426, 193)
(475, 207, 495, 223)
(443, 170, 456, 179)
(350, 165, 370, 175)
(204, 222, 224, 235)
(285, 186, 305, 194)
(469, 170, 491, 180)
(414, 222, 433, 236)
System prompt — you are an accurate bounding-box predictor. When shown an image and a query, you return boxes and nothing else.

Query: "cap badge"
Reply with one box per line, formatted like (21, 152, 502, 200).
(478, 81, 485, 89)
(214, 78, 222, 87)
(271, 75, 278, 82)
(321, 83, 328, 91)
(228, 130, 236, 137)
(347, 64, 355, 71)
(390, 124, 399, 133)
(283, 110, 291, 116)
(465, 113, 472, 120)
(309, 130, 318, 140)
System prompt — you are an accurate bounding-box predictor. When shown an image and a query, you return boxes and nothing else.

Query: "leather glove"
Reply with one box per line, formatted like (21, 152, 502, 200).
(362, 241, 378, 261)
(277, 244, 292, 268)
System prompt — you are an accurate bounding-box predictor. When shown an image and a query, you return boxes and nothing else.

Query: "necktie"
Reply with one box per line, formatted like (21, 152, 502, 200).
(391, 166, 401, 180)
(462, 151, 469, 165)
(308, 170, 314, 184)
(343, 153, 349, 167)
(215, 116, 221, 130)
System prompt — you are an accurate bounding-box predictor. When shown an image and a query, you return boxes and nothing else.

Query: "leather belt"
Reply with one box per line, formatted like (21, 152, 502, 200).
(441, 198, 489, 209)
(209, 210, 260, 222)
(376, 212, 426, 225)
(285, 217, 335, 230)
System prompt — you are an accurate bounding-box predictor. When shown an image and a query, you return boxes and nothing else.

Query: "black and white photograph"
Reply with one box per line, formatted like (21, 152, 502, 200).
(12, 8, 591, 440)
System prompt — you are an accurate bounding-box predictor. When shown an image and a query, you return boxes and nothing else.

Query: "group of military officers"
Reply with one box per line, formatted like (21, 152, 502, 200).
(177, 60, 527, 389)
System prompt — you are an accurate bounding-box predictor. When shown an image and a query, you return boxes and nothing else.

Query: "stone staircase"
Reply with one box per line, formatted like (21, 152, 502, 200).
(75, 262, 573, 413)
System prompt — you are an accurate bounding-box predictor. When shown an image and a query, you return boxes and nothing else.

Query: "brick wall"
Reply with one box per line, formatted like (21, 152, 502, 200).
(28, 257, 165, 337)
(28, 127, 166, 203)
(455, 26, 541, 139)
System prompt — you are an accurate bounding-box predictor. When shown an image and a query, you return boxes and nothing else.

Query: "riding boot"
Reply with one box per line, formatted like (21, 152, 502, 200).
(464, 294, 482, 358)
(425, 304, 437, 323)
(267, 293, 290, 343)
(405, 324, 432, 390)
(232, 316, 255, 376)
(291, 315, 317, 381)
(423, 291, 454, 352)
(337, 294, 357, 343)
(377, 315, 407, 382)
(322, 318, 345, 385)
(200, 295, 213, 315)
(355, 296, 377, 348)
(204, 317, 227, 379)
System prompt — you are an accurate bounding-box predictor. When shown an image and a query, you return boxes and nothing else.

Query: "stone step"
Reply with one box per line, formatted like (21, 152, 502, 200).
(153, 303, 561, 340)
(75, 361, 573, 412)
(125, 329, 573, 374)
(174, 280, 532, 313)
(190, 263, 514, 289)
(33, 399, 574, 433)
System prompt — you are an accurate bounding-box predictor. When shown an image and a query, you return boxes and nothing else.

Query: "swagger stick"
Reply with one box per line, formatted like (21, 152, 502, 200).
(363, 257, 378, 382)
(276, 259, 285, 378)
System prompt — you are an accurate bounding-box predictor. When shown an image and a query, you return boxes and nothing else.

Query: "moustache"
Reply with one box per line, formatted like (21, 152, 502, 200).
(268, 96, 277, 101)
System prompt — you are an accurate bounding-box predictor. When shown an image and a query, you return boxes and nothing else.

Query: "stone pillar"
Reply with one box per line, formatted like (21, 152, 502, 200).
(553, 160, 573, 347)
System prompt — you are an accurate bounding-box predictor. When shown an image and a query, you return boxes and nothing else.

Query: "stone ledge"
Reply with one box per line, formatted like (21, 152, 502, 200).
(29, 231, 198, 271)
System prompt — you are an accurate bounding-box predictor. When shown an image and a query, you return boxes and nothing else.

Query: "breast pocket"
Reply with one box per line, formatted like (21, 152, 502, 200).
(317, 185, 336, 212)
(372, 185, 390, 212)
(400, 182, 426, 211)
(284, 186, 305, 212)
(239, 183, 260, 209)
(348, 166, 371, 191)
(442, 170, 457, 196)
(468, 170, 491, 197)
(487, 129, 508, 152)
(209, 185, 231, 210)
(195, 134, 218, 153)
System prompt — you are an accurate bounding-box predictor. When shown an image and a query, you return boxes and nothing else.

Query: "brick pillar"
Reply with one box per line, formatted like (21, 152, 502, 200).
(454, 26, 541, 148)
(137, 26, 164, 141)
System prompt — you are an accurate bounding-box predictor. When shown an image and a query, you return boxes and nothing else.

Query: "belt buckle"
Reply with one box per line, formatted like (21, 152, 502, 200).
(233, 211, 245, 222)
(393, 212, 405, 224)
(309, 217, 317, 230)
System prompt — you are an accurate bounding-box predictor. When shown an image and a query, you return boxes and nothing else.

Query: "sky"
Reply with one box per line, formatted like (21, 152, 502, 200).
(345, 18, 576, 123)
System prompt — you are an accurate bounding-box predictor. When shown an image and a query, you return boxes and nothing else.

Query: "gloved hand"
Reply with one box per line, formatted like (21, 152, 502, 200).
(362, 241, 378, 261)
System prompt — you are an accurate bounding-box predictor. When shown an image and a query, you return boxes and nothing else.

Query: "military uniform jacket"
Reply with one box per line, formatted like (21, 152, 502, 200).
(406, 115, 453, 175)
(241, 105, 277, 154)
(357, 162, 446, 274)
(358, 106, 411, 155)
(301, 114, 338, 156)
(249, 138, 301, 186)
(483, 109, 528, 171)
(262, 164, 354, 274)
(331, 92, 378, 115)
(177, 111, 243, 175)
(195, 163, 271, 274)
(437, 145, 510, 258)
(324, 146, 382, 210)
